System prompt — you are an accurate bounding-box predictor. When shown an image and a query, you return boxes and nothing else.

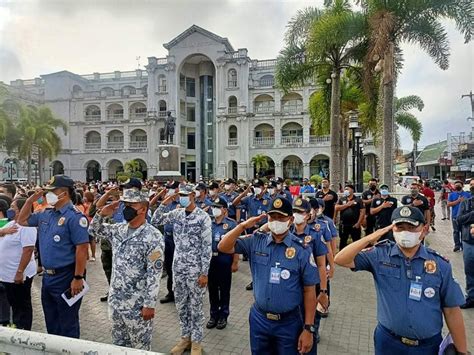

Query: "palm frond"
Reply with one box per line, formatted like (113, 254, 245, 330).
(395, 95, 424, 112)
(395, 111, 423, 143)
(285, 7, 322, 47)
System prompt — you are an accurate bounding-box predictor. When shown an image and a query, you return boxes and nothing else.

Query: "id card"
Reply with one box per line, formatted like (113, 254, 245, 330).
(409, 282, 422, 301)
(269, 267, 281, 284)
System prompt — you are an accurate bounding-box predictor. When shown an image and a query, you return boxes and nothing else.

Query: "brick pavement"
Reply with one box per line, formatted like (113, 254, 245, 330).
(30, 204, 474, 354)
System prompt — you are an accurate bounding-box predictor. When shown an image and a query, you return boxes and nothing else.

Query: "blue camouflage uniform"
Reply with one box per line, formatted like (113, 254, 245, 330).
(89, 201, 164, 350)
(353, 240, 465, 354)
(235, 229, 318, 355)
(27, 201, 89, 338)
(152, 187, 212, 344)
(208, 215, 237, 321)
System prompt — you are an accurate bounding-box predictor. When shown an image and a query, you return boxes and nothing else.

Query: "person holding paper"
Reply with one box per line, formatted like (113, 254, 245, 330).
(89, 188, 164, 351)
(335, 206, 467, 355)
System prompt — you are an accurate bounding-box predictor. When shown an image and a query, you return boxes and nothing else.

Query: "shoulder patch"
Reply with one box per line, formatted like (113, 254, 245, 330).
(374, 239, 390, 247)
(79, 217, 88, 228)
(148, 250, 162, 262)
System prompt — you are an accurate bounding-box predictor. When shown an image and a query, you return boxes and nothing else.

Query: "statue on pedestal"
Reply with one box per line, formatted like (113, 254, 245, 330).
(164, 111, 176, 144)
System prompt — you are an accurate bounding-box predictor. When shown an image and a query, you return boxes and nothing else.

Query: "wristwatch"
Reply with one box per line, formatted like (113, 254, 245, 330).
(304, 324, 316, 334)
(74, 275, 84, 280)
(320, 289, 328, 294)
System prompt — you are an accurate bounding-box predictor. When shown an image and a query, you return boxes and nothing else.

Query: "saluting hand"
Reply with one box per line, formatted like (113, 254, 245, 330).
(240, 214, 266, 230)
(367, 224, 394, 244)
(28, 189, 44, 202)
(99, 200, 120, 217)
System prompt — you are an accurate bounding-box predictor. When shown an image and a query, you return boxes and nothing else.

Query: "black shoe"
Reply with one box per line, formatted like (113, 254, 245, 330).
(160, 293, 175, 304)
(460, 299, 474, 309)
(246, 282, 253, 291)
(441, 218, 446, 220)
(216, 318, 227, 330)
(242, 255, 249, 261)
(431, 226, 436, 231)
(453, 246, 462, 252)
(206, 318, 218, 329)
(100, 293, 108, 302)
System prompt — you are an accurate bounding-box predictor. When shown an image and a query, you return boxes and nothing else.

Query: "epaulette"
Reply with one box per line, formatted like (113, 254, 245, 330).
(426, 248, 450, 263)
(374, 239, 391, 247)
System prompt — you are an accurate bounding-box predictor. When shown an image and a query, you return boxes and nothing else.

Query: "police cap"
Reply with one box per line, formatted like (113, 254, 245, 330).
(211, 197, 228, 208)
(268, 197, 293, 217)
(293, 198, 311, 213)
(391, 206, 425, 226)
(44, 175, 74, 190)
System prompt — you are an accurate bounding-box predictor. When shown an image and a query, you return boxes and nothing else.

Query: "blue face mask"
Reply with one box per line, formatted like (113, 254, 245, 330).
(37, 198, 44, 204)
(179, 196, 191, 208)
(343, 190, 350, 197)
(6, 209, 16, 221)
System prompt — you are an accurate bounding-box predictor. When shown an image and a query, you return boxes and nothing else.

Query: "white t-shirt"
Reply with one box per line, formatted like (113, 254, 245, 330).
(0, 221, 37, 283)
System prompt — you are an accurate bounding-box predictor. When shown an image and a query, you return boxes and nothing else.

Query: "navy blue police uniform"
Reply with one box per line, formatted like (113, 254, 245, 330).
(220, 178, 239, 220)
(208, 197, 237, 323)
(234, 197, 319, 355)
(27, 175, 89, 338)
(352, 206, 465, 355)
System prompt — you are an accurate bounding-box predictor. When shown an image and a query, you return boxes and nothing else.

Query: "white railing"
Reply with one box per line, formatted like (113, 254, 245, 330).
(85, 142, 101, 150)
(157, 57, 167, 65)
(131, 112, 147, 119)
(158, 111, 167, 118)
(253, 137, 275, 146)
(252, 59, 277, 69)
(106, 142, 124, 149)
(130, 141, 147, 148)
(254, 104, 274, 114)
(282, 102, 303, 114)
(228, 80, 237, 88)
(158, 85, 167, 92)
(228, 138, 238, 146)
(85, 114, 101, 121)
(258, 78, 274, 87)
(309, 135, 330, 145)
(281, 136, 303, 145)
(107, 113, 124, 120)
(228, 106, 238, 114)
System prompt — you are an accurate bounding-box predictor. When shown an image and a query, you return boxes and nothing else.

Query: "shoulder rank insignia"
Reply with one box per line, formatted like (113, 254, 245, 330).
(424, 260, 437, 274)
(427, 248, 449, 262)
(285, 247, 296, 259)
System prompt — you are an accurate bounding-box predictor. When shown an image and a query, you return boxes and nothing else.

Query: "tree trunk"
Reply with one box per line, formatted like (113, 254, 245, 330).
(341, 119, 349, 184)
(382, 80, 394, 189)
(38, 149, 43, 185)
(26, 153, 31, 184)
(329, 71, 342, 191)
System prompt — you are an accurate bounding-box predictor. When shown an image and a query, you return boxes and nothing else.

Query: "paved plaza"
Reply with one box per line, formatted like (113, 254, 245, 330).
(30, 204, 474, 354)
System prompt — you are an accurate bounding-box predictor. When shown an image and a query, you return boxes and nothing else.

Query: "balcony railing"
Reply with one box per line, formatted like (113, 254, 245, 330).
(253, 137, 275, 146)
(107, 113, 124, 120)
(85, 114, 101, 122)
(158, 86, 167, 92)
(228, 80, 237, 88)
(228, 138, 238, 146)
(158, 111, 167, 118)
(252, 59, 277, 69)
(254, 104, 274, 114)
(130, 141, 147, 149)
(258, 78, 274, 87)
(130, 112, 147, 119)
(282, 103, 303, 114)
(106, 142, 124, 149)
(281, 136, 303, 145)
(85, 142, 101, 150)
(309, 135, 330, 145)
(228, 106, 237, 114)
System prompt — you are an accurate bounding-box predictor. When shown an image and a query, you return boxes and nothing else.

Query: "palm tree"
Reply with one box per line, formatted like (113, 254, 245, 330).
(13, 106, 67, 183)
(251, 154, 270, 177)
(360, 0, 472, 188)
(276, 0, 367, 191)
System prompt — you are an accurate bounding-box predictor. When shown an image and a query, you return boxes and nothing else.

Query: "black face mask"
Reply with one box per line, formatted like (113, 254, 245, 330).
(369, 185, 376, 191)
(123, 206, 138, 222)
(455, 186, 462, 191)
(470, 186, 474, 195)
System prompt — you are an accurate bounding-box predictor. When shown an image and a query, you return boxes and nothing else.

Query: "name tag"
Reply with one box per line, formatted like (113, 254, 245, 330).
(214, 234, 221, 242)
(269, 267, 281, 284)
(409, 282, 422, 301)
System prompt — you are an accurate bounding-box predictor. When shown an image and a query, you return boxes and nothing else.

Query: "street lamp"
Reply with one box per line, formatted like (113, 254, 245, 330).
(348, 110, 360, 187)
(355, 131, 363, 191)
(358, 141, 365, 192)
(4, 158, 14, 183)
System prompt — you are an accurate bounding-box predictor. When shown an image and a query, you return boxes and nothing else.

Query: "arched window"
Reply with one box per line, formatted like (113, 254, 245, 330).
(107, 103, 124, 120)
(253, 123, 275, 147)
(158, 100, 167, 118)
(228, 96, 237, 114)
(85, 131, 101, 150)
(281, 93, 303, 114)
(228, 69, 237, 88)
(100, 87, 114, 97)
(129, 102, 147, 119)
(259, 75, 274, 87)
(254, 94, 274, 114)
(107, 130, 124, 149)
(84, 105, 101, 121)
(130, 129, 147, 149)
(228, 125, 238, 146)
(281, 122, 303, 145)
(158, 75, 167, 93)
(121, 86, 136, 96)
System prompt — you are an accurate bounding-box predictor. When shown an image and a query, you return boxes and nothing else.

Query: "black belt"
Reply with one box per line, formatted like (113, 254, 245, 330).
(379, 324, 440, 347)
(254, 304, 300, 321)
(44, 263, 75, 276)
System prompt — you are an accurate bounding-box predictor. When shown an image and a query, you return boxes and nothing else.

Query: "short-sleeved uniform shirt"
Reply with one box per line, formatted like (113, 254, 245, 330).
(401, 194, 429, 215)
(235, 231, 318, 313)
(219, 192, 239, 219)
(292, 224, 328, 260)
(315, 189, 339, 219)
(240, 195, 271, 218)
(362, 189, 379, 215)
(211, 217, 237, 263)
(337, 196, 364, 226)
(448, 190, 471, 218)
(371, 196, 398, 228)
(353, 241, 465, 339)
(27, 202, 90, 269)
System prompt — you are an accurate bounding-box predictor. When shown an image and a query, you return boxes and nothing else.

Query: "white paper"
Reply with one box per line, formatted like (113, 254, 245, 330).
(61, 280, 90, 307)
(438, 333, 453, 355)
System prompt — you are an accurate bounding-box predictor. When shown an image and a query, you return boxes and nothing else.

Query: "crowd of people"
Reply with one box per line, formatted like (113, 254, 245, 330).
(0, 174, 472, 354)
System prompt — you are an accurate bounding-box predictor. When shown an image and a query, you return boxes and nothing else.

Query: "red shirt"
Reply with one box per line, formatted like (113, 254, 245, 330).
(422, 188, 435, 208)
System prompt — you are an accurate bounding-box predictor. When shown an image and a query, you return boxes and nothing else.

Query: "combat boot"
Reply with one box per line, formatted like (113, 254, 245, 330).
(191, 342, 202, 355)
(171, 337, 191, 355)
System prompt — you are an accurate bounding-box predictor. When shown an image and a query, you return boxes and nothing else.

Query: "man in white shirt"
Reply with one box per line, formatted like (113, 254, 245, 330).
(0, 198, 37, 330)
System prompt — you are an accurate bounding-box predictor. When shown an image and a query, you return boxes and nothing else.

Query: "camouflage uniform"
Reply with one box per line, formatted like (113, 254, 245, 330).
(89, 189, 164, 350)
(151, 202, 212, 343)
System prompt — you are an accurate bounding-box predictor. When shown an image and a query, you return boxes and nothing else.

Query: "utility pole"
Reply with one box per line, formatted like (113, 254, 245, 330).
(462, 91, 474, 123)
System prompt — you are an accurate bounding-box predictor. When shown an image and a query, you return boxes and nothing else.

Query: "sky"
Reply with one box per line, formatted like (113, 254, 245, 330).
(0, 0, 472, 151)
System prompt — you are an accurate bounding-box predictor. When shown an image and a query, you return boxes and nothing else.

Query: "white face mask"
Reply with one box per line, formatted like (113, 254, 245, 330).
(224, 184, 231, 191)
(268, 188, 275, 195)
(254, 187, 262, 195)
(209, 190, 217, 197)
(294, 213, 306, 225)
(211, 207, 222, 217)
(268, 220, 290, 235)
(393, 230, 422, 248)
(247, 192, 253, 197)
(46, 191, 60, 206)
(195, 190, 201, 198)
(316, 208, 323, 217)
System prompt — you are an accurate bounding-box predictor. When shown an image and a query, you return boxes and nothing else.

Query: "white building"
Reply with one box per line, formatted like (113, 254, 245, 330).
(0, 25, 379, 183)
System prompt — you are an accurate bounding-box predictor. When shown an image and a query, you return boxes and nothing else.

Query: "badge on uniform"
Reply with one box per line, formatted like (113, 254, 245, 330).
(263, 200, 268, 206)
(314, 224, 321, 232)
(304, 235, 312, 244)
(424, 287, 435, 298)
(223, 223, 229, 230)
(376, 200, 381, 205)
(53, 235, 61, 243)
(148, 250, 161, 262)
(58, 217, 66, 226)
(269, 266, 281, 284)
(79, 217, 88, 228)
(280, 269, 290, 280)
(273, 199, 283, 208)
(406, 198, 412, 204)
(285, 247, 296, 259)
(214, 234, 221, 242)
(409, 281, 422, 301)
(424, 260, 437, 274)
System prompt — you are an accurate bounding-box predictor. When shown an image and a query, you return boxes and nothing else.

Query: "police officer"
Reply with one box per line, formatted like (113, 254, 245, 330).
(274, 177, 293, 201)
(362, 178, 380, 234)
(151, 180, 180, 304)
(18, 175, 89, 338)
(194, 182, 213, 211)
(152, 184, 212, 355)
(335, 206, 467, 355)
(219, 197, 318, 355)
(335, 184, 365, 250)
(219, 178, 238, 220)
(370, 184, 398, 240)
(206, 197, 239, 330)
(89, 188, 164, 350)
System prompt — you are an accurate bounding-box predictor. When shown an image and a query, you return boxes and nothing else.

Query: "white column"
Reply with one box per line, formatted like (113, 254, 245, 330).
(303, 163, 310, 179)
(275, 162, 283, 178)
(124, 125, 130, 149)
(101, 126, 106, 150)
(123, 100, 130, 121)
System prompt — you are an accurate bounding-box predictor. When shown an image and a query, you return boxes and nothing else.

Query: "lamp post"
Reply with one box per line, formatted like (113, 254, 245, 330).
(358, 142, 365, 192)
(348, 110, 360, 186)
(5, 158, 14, 183)
(355, 131, 362, 191)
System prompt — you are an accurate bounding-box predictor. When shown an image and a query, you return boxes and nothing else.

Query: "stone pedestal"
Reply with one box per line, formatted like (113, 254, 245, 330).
(154, 145, 181, 181)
